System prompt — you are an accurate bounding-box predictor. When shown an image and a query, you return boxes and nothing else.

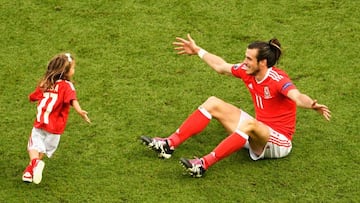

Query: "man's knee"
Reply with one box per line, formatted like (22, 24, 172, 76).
(239, 119, 270, 143)
(238, 119, 257, 134)
(202, 96, 223, 112)
(205, 96, 221, 103)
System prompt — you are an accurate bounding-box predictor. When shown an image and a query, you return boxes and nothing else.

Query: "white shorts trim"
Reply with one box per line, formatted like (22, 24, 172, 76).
(237, 110, 292, 160)
(27, 127, 60, 158)
(237, 110, 253, 150)
(249, 128, 292, 160)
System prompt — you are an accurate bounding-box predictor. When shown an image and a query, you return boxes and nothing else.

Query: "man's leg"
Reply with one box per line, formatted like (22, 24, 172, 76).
(202, 119, 271, 166)
(167, 106, 212, 147)
(202, 130, 249, 169)
(168, 96, 243, 147)
(140, 106, 212, 158)
(181, 103, 271, 177)
(141, 96, 243, 159)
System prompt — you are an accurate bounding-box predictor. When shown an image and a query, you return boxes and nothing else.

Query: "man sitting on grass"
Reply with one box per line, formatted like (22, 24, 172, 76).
(141, 34, 331, 177)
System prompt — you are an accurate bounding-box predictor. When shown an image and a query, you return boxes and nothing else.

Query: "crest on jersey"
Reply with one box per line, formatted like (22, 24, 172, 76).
(264, 86, 272, 99)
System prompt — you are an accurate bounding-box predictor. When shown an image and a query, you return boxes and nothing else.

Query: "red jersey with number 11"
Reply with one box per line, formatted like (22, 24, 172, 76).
(29, 80, 77, 134)
(231, 63, 297, 140)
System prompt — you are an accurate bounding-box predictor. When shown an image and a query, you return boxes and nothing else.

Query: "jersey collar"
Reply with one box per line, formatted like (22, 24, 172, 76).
(256, 67, 272, 84)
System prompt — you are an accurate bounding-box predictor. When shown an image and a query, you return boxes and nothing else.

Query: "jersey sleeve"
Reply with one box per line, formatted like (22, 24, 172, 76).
(231, 63, 247, 78)
(29, 87, 43, 102)
(278, 76, 297, 96)
(63, 81, 77, 104)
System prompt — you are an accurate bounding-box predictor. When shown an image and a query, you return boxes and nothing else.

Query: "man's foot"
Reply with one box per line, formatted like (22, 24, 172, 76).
(140, 135, 174, 159)
(180, 157, 206, 178)
(32, 160, 45, 184)
(22, 165, 33, 183)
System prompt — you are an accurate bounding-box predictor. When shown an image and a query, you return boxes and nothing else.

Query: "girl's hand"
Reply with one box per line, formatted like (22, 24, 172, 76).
(80, 110, 91, 123)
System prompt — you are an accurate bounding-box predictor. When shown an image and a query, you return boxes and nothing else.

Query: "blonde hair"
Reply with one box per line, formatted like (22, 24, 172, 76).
(39, 53, 74, 90)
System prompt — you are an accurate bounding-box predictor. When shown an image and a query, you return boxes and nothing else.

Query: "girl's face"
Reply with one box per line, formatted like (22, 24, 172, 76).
(66, 60, 76, 78)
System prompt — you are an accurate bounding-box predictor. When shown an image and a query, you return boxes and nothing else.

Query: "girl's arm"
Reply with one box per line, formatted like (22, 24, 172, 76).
(71, 100, 91, 123)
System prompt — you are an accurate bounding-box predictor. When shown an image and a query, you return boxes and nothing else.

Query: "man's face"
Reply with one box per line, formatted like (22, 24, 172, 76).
(243, 48, 260, 75)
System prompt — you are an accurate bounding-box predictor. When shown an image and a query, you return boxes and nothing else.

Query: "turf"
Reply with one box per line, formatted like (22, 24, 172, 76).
(0, 0, 359, 202)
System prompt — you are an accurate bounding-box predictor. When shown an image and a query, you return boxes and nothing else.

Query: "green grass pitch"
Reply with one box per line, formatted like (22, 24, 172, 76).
(0, 0, 359, 202)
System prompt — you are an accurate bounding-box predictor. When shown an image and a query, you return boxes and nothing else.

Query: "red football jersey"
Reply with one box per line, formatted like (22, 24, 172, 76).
(231, 63, 297, 139)
(29, 80, 77, 134)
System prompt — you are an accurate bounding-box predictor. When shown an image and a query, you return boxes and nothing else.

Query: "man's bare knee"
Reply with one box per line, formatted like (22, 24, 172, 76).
(239, 119, 270, 144)
(238, 119, 257, 134)
(205, 96, 222, 105)
(201, 96, 223, 112)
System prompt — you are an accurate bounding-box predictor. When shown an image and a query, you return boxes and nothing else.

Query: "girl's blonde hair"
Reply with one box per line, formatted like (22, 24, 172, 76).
(39, 53, 74, 90)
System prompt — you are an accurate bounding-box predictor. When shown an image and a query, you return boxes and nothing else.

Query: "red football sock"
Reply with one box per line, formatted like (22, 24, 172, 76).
(31, 158, 39, 168)
(168, 107, 211, 148)
(202, 130, 248, 169)
(24, 164, 33, 173)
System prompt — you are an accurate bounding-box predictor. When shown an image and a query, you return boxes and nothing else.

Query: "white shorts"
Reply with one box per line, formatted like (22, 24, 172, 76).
(249, 128, 292, 160)
(238, 110, 292, 161)
(27, 127, 61, 158)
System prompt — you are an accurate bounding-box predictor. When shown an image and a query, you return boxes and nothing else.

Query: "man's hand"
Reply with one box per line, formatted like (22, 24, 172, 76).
(287, 89, 331, 121)
(312, 100, 331, 121)
(173, 34, 200, 55)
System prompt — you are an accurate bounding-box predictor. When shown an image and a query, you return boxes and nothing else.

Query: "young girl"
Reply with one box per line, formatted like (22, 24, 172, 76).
(22, 53, 91, 184)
